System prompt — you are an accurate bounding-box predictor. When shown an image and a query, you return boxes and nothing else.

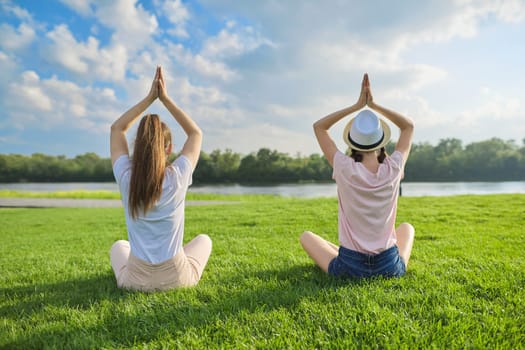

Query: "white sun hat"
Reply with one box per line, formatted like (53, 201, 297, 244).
(343, 109, 391, 152)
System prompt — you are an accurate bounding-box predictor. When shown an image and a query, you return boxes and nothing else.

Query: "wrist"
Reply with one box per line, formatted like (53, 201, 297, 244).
(160, 95, 173, 105)
(146, 94, 156, 104)
(350, 103, 362, 112)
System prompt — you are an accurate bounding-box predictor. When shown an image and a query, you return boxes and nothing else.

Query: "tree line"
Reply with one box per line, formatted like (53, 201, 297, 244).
(1, 138, 524, 184)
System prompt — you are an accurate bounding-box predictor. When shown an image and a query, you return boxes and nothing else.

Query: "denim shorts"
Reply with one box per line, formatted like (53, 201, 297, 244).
(328, 245, 406, 278)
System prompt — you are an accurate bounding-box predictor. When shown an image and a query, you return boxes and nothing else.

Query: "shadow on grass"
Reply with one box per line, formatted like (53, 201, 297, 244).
(1, 271, 130, 349)
(2, 264, 375, 348)
(95, 264, 371, 346)
(0, 272, 129, 318)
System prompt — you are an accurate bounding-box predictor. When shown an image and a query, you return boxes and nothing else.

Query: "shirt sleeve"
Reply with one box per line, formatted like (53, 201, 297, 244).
(389, 150, 405, 170)
(112, 154, 131, 186)
(172, 155, 193, 188)
(332, 150, 352, 180)
(388, 150, 405, 179)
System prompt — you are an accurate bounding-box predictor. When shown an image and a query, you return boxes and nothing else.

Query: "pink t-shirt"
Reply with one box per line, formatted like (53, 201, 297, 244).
(332, 150, 405, 254)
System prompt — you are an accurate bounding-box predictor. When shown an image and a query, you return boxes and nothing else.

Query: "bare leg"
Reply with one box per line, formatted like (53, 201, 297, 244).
(183, 234, 212, 279)
(326, 240, 339, 251)
(396, 223, 415, 267)
(300, 231, 339, 273)
(110, 240, 130, 279)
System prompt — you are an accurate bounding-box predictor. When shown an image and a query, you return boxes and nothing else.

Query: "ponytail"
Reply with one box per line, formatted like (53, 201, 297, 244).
(350, 149, 363, 162)
(129, 114, 172, 219)
(377, 147, 386, 163)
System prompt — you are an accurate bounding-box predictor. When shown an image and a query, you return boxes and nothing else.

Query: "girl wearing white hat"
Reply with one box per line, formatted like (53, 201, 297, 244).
(300, 74, 415, 278)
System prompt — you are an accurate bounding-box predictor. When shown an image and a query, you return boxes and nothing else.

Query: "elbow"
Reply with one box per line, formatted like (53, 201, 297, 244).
(408, 117, 415, 128)
(193, 126, 203, 138)
(110, 120, 125, 133)
(409, 119, 415, 131)
(403, 118, 415, 132)
(189, 126, 203, 140)
(313, 122, 327, 138)
(110, 122, 120, 133)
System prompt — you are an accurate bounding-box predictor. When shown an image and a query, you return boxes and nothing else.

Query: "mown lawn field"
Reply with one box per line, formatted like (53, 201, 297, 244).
(1, 193, 524, 349)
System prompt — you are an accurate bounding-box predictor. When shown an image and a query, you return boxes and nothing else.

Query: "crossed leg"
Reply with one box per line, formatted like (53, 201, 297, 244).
(299, 231, 339, 273)
(183, 234, 213, 279)
(300, 223, 415, 273)
(110, 235, 213, 283)
(110, 240, 130, 282)
(396, 222, 415, 267)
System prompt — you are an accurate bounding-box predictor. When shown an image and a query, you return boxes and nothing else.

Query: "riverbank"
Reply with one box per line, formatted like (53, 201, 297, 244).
(0, 197, 239, 208)
(2, 181, 525, 197)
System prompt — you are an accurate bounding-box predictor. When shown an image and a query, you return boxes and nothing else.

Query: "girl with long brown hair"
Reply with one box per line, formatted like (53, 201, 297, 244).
(109, 66, 212, 291)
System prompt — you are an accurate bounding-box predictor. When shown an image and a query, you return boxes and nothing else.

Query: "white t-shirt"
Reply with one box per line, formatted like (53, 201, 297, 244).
(332, 150, 405, 254)
(113, 154, 193, 263)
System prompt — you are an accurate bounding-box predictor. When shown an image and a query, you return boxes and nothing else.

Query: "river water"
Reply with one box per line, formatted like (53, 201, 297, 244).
(1, 181, 525, 198)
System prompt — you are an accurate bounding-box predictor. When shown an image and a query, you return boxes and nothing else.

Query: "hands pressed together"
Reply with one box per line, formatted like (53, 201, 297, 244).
(147, 66, 169, 103)
(356, 73, 376, 109)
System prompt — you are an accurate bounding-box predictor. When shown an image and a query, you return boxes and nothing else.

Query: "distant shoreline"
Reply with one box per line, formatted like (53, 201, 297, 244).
(0, 197, 239, 208)
(1, 181, 525, 198)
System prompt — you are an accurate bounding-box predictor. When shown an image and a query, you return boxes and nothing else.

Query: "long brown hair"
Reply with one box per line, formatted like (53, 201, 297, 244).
(129, 114, 172, 219)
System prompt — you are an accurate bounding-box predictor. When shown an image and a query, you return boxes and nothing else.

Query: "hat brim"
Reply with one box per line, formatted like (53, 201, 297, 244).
(343, 117, 392, 152)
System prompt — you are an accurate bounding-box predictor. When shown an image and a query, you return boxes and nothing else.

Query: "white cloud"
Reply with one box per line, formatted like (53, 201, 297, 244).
(2, 70, 121, 131)
(204, 122, 316, 156)
(2, 71, 52, 129)
(145, 72, 233, 125)
(45, 24, 92, 73)
(193, 54, 237, 81)
(201, 21, 275, 59)
(457, 94, 525, 143)
(0, 51, 10, 67)
(58, 0, 94, 16)
(0, 1, 33, 21)
(401, 4, 481, 46)
(0, 50, 18, 101)
(386, 0, 525, 56)
(94, 0, 158, 50)
(379, 86, 525, 145)
(311, 38, 448, 92)
(165, 42, 237, 81)
(44, 24, 127, 81)
(42, 0, 159, 86)
(488, 0, 525, 23)
(7, 71, 53, 113)
(176, 76, 228, 107)
(0, 22, 36, 51)
(158, 0, 190, 38)
(459, 87, 524, 126)
(153, 21, 275, 82)
(57, 0, 158, 55)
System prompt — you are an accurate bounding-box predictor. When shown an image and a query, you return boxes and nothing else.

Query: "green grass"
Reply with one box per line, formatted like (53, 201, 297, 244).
(0, 189, 263, 202)
(1, 194, 524, 349)
(0, 189, 122, 199)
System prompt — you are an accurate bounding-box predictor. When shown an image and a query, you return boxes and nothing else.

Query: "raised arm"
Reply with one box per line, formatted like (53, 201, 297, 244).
(110, 67, 159, 165)
(158, 67, 202, 170)
(366, 82, 414, 163)
(313, 74, 368, 167)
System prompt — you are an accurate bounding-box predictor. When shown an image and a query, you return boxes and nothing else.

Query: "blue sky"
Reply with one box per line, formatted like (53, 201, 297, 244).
(1, 0, 524, 157)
